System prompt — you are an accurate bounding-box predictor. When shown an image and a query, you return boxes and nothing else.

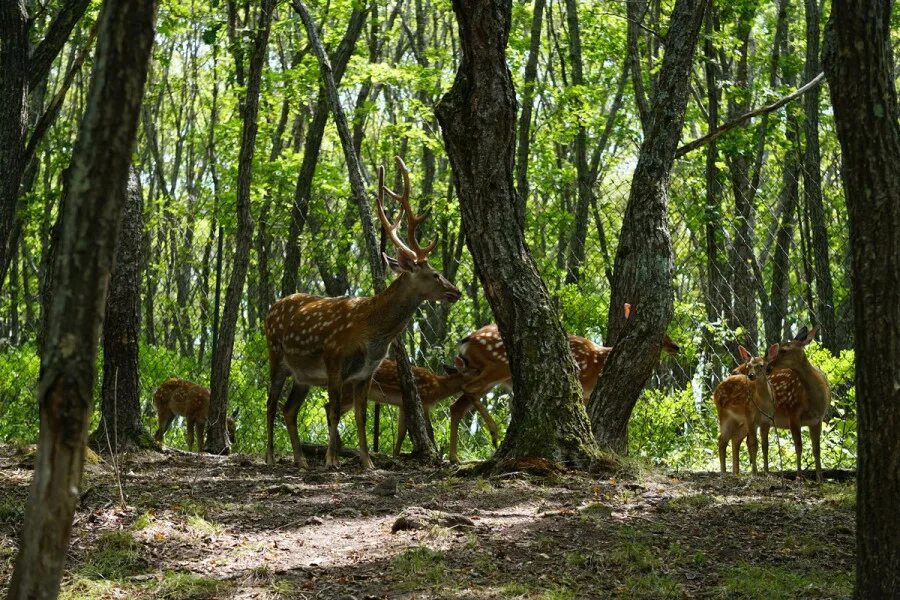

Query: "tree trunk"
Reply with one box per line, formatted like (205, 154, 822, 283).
(803, 0, 836, 352)
(7, 0, 158, 596)
(514, 0, 546, 223)
(436, 0, 598, 469)
(280, 8, 367, 297)
(90, 170, 154, 452)
(588, 0, 706, 453)
(207, 0, 275, 454)
(823, 2, 900, 595)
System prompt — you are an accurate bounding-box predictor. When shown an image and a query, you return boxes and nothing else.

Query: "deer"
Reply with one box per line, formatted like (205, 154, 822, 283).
(264, 157, 461, 470)
(713, 344, 779, 475)
(446, 304, 680, 463)
(732, 327, 831, 481)
(153, 378, 238, 453)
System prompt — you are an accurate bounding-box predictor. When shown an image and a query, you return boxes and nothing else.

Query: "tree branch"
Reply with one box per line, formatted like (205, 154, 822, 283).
(676, 72, 825, 158)
(28, 0, 92, 89)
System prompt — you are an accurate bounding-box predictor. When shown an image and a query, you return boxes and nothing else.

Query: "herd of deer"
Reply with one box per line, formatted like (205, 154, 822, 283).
(152, 158, 833, 481)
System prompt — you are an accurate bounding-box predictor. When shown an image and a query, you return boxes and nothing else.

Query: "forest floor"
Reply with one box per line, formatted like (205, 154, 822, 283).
(0, 444, 855, 599)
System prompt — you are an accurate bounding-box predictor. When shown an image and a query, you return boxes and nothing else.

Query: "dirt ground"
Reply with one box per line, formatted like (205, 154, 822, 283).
(0, 445, 855, 599)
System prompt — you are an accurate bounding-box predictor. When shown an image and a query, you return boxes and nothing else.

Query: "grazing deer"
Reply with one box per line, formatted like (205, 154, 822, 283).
(153, 378, 238, 453)
(734, 327, 831, 481)
(713, 345, 779, 475)
(265, 157, 461, 469)
(447, 304, 680, 462)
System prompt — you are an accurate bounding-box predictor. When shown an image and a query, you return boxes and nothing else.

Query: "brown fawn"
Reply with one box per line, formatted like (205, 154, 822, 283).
(153, 378, 237, 453)
(264, 157, 460, 469)
(713, 345, 779, 475)
(733, 327, 831, 481)
(447, 304, 680, 463)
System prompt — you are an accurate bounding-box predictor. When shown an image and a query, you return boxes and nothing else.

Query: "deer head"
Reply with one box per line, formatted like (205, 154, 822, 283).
(377, 156, 461, 304)
(768, 326, 816, 371)
(738, 344, 779, 381)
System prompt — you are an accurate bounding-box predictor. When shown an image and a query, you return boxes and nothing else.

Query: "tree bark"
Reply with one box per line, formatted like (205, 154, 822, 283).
(207, 0, 276, 454)
(803, 0, 836, 351)
(588, 0, 706, 452)
(7, 0, 158, 596)
(436, 0, 599, 469)
(90, 170, 153, 452)
(822, 1, 900, 595)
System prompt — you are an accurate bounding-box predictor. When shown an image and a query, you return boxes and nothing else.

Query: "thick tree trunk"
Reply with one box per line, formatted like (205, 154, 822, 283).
(588, 0, 705, 453)
(437, 0, 598, 469)
(90, 170, 154, 452)
(6, 0, 158, 596)
(207, 0, 275, 454)
(823, 2, 900, 595)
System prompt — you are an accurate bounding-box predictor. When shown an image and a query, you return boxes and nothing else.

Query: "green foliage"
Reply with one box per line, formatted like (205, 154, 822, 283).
(717, 563, 852, 599)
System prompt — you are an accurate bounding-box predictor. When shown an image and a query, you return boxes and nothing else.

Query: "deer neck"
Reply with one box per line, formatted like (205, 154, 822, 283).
(365, 274, 426, 343)
(789, 354, 831, 411)
(435, 373, 467, 400)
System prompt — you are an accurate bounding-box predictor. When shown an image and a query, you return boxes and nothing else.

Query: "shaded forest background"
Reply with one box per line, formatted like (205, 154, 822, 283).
(0, 0, 878, 469)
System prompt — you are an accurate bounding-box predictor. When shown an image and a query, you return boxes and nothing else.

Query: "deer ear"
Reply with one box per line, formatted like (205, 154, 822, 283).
(803, 327, 817, 345)
(766, 344, 779, 363)
(793, 326, 809, 342)
(738, 345, 752, 363)
(383, 252, 403, 274)
(396, 250, 418, 272)
(623, 303, 632, 319)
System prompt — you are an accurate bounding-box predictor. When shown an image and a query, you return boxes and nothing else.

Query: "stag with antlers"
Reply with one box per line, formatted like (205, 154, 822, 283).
(264, 157, 461, 469)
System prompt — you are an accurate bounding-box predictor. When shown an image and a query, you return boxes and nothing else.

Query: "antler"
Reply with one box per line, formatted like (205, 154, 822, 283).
(377, 164, 416, 260)
(379, 156, 437, 261)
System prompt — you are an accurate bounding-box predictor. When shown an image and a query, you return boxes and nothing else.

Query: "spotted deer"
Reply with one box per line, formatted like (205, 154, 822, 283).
(264, 157, 461, 469)
(447, 304, 680, 462)
(733, 327, 831, 481)
(153, 378, 238, 453)
(713, 345, 779, 475)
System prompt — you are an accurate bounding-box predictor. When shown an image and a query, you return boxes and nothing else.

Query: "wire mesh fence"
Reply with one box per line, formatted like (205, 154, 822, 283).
(0, 130, 855, 473)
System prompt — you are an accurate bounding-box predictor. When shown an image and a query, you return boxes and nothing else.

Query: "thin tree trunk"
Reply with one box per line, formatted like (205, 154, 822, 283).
(514, 0, 546, 222)
(803, 0, 836, 351)
(7, 0, 158, 596)
(823, 2, 900, 595)
(437, 0, 599, 470)
(588, 0, 706, 453)
(207, 0, 276, 454)
(90, 170, 154, 452)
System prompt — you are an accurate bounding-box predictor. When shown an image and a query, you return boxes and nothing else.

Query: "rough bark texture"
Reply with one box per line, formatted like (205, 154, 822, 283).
(293, 0, 438, 461)
(588, 0, 706, 452)
(823, 1, 900, 595)
(436, 0, 598, 469)
(0, 0, 91, 296)
(6, 0, 158, 596)
(90, 170, 154, 452)
(207, 0, 275, 454)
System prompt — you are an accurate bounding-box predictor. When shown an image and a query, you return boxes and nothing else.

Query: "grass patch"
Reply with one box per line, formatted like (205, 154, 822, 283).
(498, 582, 532, 597)
(619, 573, 683, 599)
(0, 495, 24, 524)
(391, 546, 446, 588)
(821, 483, 856, 510)
(667, 493, 715, 511)
(783, 533, 825, 558)
(611, 540, 659, 573)
(60, 577, 135, 600)
(185, 514, 223, 535)
(541, 586, 576, 600)
(718, 563, 852, 599)
(132, 511, 155, 531)
(79, 531, 146, 579)
(156, 571, 225, 600)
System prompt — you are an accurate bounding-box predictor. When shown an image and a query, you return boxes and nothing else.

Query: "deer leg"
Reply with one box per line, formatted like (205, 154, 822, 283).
(186, 418, 195, 453)
(471, 398, 500, 448)
(197, 421, 206, 454)
(353, 381, 375, 470)
(266, 366, 290, 466)
(789, 418, 803, 479)
(760, 423, 770, 474)
(155, 411, 174, 445)
(449, 394, 476, 464)
(394, 405, 407, 457)
(283, 382, 311, 469)
(809, 421, 823, 482)
(731, 436, 741, 475)
(717, 432, 728, 474)
(325, 383, 343, 469)
(747, 426, 759, 475)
